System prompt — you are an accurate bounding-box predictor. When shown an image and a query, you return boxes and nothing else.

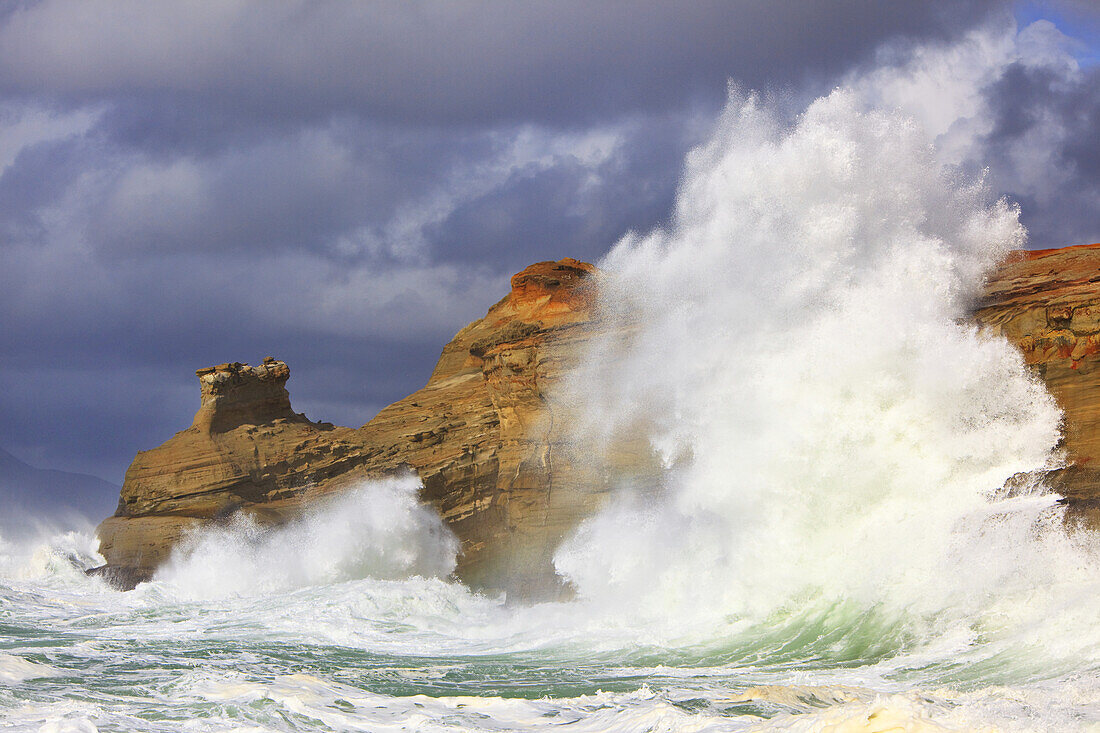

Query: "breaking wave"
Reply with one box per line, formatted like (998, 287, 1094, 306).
(553, 89, 1100, 674)
(155, 475, 459, 598)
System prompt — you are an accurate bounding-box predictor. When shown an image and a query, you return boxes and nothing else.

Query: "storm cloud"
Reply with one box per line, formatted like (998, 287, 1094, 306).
(0, 0, 1097, 498)
(0, 1, 1004, 123)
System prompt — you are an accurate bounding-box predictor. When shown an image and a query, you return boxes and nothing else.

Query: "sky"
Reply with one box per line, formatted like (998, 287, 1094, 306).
(1, 0, 1099, 486)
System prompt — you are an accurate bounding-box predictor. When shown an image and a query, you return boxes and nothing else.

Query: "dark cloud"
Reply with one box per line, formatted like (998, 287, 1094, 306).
(0, 111, 688, 262)
(428, 113, 697, 272)
(0, 330, 446, 481)
(0, 1, 1008, 125)
(978, 57, 1100, 247)
(0, 138, 74, 239)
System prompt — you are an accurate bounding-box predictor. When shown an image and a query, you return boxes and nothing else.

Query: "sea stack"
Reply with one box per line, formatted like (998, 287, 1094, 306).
(95, 247, 1100, 595)
(94, 258, 654, 598)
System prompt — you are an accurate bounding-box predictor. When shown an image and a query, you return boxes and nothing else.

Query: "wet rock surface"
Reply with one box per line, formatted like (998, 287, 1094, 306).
(973, 243, 1100, 522)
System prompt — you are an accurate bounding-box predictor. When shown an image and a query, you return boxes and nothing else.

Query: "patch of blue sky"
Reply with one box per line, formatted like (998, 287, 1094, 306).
(1016, 0, 1100, 65)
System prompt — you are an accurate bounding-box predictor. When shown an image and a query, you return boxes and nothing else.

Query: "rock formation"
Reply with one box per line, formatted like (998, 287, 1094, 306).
(972, 243, 1100, 520)
(93, 357, 379, 589)
(95, 258, 647, 597)
(95, 247, 1100, 594)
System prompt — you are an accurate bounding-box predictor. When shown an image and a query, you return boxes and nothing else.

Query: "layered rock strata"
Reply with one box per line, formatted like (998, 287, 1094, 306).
(95, 358, 378, 586)
(97, 246, 1100, 594)
(95, 259, 646, 597)
(972, 243, 1100, 520)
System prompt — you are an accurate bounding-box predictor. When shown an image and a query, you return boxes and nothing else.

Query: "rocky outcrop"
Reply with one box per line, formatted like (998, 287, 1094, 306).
(95, 258, 646, 597)
(973, 243, 1100, 520)
(96, 247, 1100, 595)
(96, 359, 381, 583)
(333, 257, 638, 596)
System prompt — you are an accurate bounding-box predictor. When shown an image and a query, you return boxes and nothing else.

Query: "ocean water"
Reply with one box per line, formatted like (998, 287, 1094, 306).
(5, 89, 1100, 731)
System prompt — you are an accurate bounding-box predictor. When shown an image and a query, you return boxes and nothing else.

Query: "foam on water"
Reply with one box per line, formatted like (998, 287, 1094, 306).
(0, 653, 60, 684)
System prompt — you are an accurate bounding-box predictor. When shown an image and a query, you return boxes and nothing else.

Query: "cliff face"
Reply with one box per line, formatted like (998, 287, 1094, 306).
(340, 257, 630, 596)
(95, 258, 636, 597)
(96, 247, 1100, 595)
(972, 243, 1100, 519)
(95, 358, 380, 588)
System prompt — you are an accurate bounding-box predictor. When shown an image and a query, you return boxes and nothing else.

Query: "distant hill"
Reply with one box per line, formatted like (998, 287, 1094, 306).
(0, 447, 119, 536)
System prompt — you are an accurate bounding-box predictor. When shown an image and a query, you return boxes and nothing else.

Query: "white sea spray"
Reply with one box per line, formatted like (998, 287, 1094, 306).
(154, 475, 460, 598)
(553, 90, 1100, 673)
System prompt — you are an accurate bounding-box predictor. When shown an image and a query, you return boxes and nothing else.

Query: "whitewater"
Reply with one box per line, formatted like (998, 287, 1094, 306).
(6, 88, 1100, 731)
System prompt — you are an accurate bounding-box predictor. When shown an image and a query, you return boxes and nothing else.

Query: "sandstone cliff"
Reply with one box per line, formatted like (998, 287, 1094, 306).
(93, 357, 379, 589)
(96, 247, 1100, 595)
(972, 243, 1100, 520)
(95, 259, 644, 597)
